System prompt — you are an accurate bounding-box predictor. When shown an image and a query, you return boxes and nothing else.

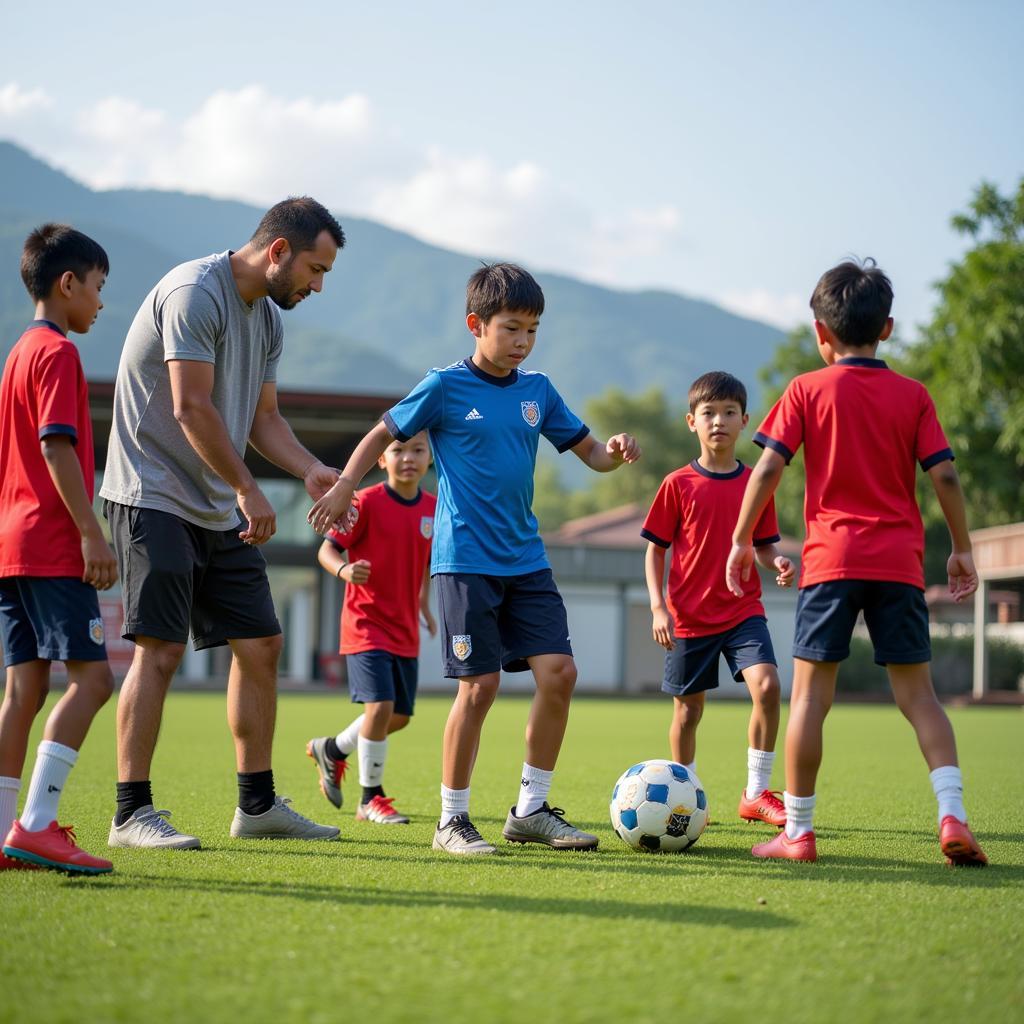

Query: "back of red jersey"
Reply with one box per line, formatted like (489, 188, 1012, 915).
(755, 357, 952, 589)
(327, 483, 436, 657)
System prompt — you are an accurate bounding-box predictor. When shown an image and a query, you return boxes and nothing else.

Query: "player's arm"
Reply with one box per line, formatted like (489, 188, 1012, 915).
(419, 561, 437, 636)
(753, 543, 795, 588)
(317, 538, 370, 584)
(40, 435, 117, 590)
(927, 459, 978, 602)
(726, 448, 787, 597)
(248, 380, 339, 500)
(645, 541, 674, 651)
(570, 432, 642, 472)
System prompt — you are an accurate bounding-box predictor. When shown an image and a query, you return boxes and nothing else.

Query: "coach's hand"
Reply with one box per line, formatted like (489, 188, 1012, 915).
(82, 530, 118, 591)
(303, 460, 341, 501)
(607, 433, 641, 465)
(238, 484, 276, 545)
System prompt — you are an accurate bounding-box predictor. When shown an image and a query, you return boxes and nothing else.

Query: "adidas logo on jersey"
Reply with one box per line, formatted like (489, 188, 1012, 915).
(465, 408, 483, 420)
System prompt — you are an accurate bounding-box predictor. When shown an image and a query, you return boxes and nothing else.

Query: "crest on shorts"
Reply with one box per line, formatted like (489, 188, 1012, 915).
(88, 618, 105, 645)
(420, 516, 433, 539)
(452, 634, 472, 661)
(521, 401, 540, 427)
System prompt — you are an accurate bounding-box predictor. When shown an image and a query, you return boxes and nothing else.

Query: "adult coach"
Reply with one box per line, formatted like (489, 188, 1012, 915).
(101, 198, 344, 849)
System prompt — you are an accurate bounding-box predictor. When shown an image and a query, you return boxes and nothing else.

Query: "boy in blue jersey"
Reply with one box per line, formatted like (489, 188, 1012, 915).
(309, 263, 640, 854)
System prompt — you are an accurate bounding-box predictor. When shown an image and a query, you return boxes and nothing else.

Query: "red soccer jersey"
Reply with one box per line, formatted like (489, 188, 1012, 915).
(642, 460, 780, 638)
(0, 321, 95, 578)
(327, 483, 437, 657)
(754, 357, 953, 590)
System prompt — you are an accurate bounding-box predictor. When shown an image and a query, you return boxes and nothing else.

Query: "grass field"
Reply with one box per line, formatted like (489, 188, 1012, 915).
(1, 693, 1021, 1024)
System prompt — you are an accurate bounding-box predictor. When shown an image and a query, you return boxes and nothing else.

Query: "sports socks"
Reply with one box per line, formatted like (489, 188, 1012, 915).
(440, 784, 470, 827)
(515, 763, 553, 817)
(237, 770, 275, 816)
(21, 740, 77, 832)
(929, 765, 967, 825)
(324, 736, 345, 761)
(746, 748, 775, 798)
(336, 715, 364, 757)
(783, 792, 816, 840)
(0, 775, 20, 839)
(115, 780, 153, 825)
(358, 736, 387, 805)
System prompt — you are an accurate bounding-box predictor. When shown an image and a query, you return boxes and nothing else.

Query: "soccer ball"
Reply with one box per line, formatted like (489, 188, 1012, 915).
(609, 759, 708, 853)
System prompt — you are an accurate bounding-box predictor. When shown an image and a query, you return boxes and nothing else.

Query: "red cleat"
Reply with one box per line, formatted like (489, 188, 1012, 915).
(752, 829, 817, 861)
(738, 789, 786, 827)
(939, 816, 987, 867)
(3, 820, 113, 875)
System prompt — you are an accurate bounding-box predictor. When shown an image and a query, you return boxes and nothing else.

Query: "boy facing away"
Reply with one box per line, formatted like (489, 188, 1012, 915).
(0, 224, 118, 874)
(308, 262, 640, 854)
(642, 372, 794, 827)
(727, 259, 987, 866)
(307, 430, 437, 825)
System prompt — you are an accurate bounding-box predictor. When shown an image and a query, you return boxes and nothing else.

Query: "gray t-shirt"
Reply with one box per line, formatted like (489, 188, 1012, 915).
(101, 252, 284, 529)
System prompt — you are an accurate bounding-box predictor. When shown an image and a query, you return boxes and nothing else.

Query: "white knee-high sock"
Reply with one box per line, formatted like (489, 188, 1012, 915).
(21, 741, 78, 832)
(357, 736, 387, 789)
(336, 714, 364, 756)
(746, 748, 775, 798)
(930, 765, 967, 825)
(515, 763, 553, 817)
(0, 776, 20, 840)
(440, 785, 470, 827)
(784, 792, 816, 840)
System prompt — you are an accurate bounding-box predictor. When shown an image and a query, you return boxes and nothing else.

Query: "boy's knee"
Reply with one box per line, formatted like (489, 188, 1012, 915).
(79, 663, 116, 704)
(543, 656, 577, 695)
(751, 672, 781, 707)
(389, 714, 411, 732)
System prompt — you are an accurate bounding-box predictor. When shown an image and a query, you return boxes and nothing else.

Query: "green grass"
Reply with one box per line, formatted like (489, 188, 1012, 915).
(1, 694, 1021, 1024)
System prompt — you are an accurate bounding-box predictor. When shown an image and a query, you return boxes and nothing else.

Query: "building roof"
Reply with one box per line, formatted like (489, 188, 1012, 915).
(970, 522, 1024, 579)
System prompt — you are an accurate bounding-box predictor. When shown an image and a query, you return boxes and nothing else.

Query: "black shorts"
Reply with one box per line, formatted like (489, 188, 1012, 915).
(434, 569, 573, 678)
(105, 502, 281, 650)
(663, 615, 776, 697)
(793, 580, 930, 666)
(0, 577, 108, 667)
(346, 651, 418, 716)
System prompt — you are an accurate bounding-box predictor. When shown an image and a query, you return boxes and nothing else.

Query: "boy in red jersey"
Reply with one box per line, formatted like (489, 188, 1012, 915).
(0, 224, 117, 874)
(307, 431, 436, 824)
(727, 259, 987, 866)
(643, 372, 794, 827)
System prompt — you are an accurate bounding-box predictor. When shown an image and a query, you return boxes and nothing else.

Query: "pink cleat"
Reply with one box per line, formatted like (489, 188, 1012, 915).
(939, 816, 987, 867)
(4, 820, 113, 875)
(752, 829, 817, 862)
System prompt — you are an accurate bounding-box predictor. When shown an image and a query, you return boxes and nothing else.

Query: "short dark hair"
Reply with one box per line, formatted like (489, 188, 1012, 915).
(466, 262, 545, 322)
(20, 223, 109, 301)
(688, 371, 747, 415)
(250, 197, 345, 253)
(810, 258, 893, 348)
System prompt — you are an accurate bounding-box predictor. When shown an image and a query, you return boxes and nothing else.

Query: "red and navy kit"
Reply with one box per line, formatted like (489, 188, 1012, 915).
(642, 460, 780, 638)
(0, 321, 95, 578)
(754, 357, 953, 590)
(328, 483, 436, 657)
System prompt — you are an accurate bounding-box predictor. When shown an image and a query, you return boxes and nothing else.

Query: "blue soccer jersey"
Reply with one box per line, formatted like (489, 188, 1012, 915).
(384, 359, 589, 575)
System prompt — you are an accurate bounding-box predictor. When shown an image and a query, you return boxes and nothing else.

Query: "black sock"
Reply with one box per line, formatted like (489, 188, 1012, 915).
(237, 770, 275, 816)
(115, 780, 153, 826)
(361, 785, 385, 805)
(324, 736, 345, 761)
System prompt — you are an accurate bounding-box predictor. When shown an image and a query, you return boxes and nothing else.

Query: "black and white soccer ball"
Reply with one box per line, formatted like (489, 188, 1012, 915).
(609, 759, 709, 853)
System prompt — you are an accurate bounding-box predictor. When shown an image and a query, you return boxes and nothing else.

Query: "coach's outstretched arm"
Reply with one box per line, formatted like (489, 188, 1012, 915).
(726, 448, 786, 597)
(570, 432, 642, 471)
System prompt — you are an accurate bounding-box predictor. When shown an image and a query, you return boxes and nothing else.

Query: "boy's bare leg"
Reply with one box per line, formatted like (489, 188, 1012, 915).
(43, 660, 115, 750)
(442, 673, 499, 789)
(0, 661, 49, 778)
(523, 654, 577, 771)
(785, 657, 839, 796)
(387, 713, 410, 734)
(669, 693, 704, 766)
(360, 700, 395, 741)
(886, 662, 957, 768)
(226, 634, 283, 773)
(741, 664, 781, 752)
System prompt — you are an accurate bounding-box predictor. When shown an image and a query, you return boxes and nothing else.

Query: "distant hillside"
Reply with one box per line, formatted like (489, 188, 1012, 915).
(0, 140, 784, 410)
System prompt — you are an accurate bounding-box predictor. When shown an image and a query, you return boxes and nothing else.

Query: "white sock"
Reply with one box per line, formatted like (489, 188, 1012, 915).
(930, 765, 967, 825)
(440, 785, 470, 827)
(515, 763, 553, 817)
(746, 748, 775, 799)
(21, 741, 77, 832)
(784, 792, 816, 840)
(0, 776, 20, 840)
(336, 714, 364, 756)
(685, 760, 698, 779)
(357, 736, 387, 790)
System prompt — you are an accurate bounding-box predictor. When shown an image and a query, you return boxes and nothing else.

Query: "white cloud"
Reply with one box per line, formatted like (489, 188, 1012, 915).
(0, 82, 52, 117)
(716, 288, 807, 330)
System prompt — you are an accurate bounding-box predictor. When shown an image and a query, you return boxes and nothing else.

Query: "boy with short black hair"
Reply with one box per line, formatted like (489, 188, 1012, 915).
(308, 262, 640, 854)
(307, 430, 436, 824)
(728, 258, 987, 865)
(643, 371, 794, 827)
(0, 224, 117, 873)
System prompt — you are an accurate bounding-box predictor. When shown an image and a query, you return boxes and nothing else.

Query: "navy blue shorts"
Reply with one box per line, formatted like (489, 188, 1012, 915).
(346, 651, 418, 716)
(794, 580, 930, 665)
(434, 569, 573, 678)
(0, 577, 108, 667)
(663, 615, 776, 697)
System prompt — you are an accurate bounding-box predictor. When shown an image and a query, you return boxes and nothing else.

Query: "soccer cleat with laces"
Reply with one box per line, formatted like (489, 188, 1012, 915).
(230, 795, 340, 840)
(108, 805, 201, 849)
(432, 814, 497, 855)
(738, 789, 787, 827)
(502, 803, 599, 850)
(4, 819, 113, 874)
(752, 829, 817, 861)
(355, 795, 410, 824)
(306, 737, 348, 809)
(939, 815, 987, 867)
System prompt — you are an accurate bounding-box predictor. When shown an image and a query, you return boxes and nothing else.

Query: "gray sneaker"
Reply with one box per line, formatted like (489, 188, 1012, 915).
(432, 814, 497, 855)
(230, 796, 341, 840)
(502, 803, 599, 850)
(306, 737, 347, 809)
(107, 806, 201, 850)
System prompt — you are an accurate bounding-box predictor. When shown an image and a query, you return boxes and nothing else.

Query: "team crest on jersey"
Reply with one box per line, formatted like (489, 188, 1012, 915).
(420, 517, 433, 539)
(521, 401, 540, 427)
(452, 635, 472, 661)
(88, 618, 105, 645)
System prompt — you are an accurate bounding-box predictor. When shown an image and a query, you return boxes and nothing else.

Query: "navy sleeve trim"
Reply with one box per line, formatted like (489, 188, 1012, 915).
(753, 432, 794, 465)
(328, 537, 348, 553)
(753, 533, 781, 548)
(557, 424, 590, 454)
(920, 448, 955, 471)
(383, 411, 409, 443)
(38, 423, 78, 444)
(640, 528, 671, 549)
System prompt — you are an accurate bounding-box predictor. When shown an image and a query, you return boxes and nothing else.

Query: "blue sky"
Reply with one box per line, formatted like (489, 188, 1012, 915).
(1, 1, 1020, 332)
